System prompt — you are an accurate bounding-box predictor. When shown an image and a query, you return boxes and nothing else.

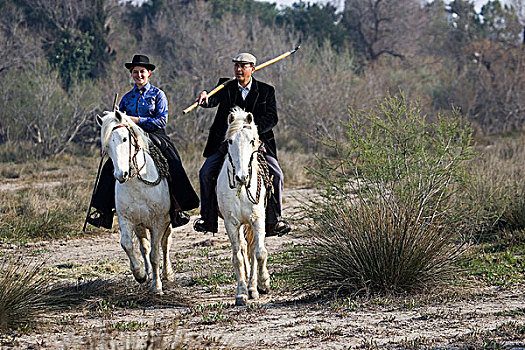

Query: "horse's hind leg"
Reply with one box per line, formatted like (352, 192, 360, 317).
(225, 220, 249, 306)
(120, 222, 147, 284)
(161, 225, 175, 282)
(254, 218, 270, 294)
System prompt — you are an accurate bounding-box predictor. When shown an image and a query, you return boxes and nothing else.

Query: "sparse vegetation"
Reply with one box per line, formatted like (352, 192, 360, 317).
(296, 94, 475, 295)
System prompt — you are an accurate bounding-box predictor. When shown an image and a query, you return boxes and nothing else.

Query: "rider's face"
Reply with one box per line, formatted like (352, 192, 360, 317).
(130, 66, 151, 88)
(234, 63, 255, 87)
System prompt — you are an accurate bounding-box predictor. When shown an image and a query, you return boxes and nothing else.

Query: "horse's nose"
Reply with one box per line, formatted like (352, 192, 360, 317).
(116, 171, 128, 183)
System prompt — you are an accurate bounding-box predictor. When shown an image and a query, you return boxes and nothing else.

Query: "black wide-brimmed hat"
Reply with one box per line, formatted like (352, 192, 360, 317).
(124, 54, 156, 71)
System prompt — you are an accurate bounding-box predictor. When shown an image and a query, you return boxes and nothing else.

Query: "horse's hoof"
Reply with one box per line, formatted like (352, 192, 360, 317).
(163, 272, 175, 282)
(134, 273, 147, 284)
(249, 289, 259, 300)
(235, 295, 248, 306)
(258, 285, 270, 295)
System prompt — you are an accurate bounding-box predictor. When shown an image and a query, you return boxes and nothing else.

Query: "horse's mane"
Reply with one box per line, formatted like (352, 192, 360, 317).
(225, 106, 259, 143)
(101, 111, 150, 152)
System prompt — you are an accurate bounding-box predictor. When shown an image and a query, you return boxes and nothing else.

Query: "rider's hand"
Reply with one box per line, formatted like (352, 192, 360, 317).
(195, 91, 209, 106)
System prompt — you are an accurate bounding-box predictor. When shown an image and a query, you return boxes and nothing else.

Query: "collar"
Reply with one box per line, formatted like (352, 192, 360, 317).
(238, 78, 252, 92)
(134, 82, 151, 93)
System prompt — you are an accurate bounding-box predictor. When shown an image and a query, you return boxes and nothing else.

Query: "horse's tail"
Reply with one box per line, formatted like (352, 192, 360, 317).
(242, 225, 254, 277)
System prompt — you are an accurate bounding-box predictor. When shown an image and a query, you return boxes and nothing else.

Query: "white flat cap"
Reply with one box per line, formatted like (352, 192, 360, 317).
(232, 52, 256, 65)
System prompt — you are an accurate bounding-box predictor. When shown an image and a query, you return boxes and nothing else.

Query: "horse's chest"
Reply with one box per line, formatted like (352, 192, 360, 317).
(115, 181, 170, 219)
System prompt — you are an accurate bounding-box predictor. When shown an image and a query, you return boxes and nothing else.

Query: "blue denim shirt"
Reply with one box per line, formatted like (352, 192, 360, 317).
(118, 82, 168, 132)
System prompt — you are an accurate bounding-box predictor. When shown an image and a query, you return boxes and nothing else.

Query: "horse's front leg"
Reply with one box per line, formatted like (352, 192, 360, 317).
(161, 224, 175, 282)
(119, 221, 147, 284)
(149, 226, 164, 295)
(225, 219, 249, 306)
(253, 214, 270, 295)
(135, 226, 152, 280)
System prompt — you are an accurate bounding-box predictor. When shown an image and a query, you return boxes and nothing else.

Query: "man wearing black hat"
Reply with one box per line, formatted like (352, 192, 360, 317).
(87, 54, 199, 229)
(193, 52, 291, 236)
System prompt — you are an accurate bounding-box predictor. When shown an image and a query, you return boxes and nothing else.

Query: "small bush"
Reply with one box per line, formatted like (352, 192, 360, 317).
(297, 94, 475, 295)
(0, 256, 50, 331)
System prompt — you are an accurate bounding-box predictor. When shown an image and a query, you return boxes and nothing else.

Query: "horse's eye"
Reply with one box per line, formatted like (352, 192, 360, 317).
(228, 139, 233, 144)
(122, 137, 127, 142)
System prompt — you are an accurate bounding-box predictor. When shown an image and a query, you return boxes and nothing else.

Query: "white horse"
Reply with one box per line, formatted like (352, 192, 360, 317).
(217, 107, 271, 306)
(96, 110, 174, 295)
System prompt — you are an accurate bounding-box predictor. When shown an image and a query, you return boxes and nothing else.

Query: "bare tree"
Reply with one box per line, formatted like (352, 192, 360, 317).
(0, 4, 42, 73)
(342, 0, 426, 61)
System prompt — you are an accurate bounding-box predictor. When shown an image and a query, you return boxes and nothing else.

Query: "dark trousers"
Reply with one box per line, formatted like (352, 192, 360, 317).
(199, 150, 284, 230)
(91, 131, 199, 218)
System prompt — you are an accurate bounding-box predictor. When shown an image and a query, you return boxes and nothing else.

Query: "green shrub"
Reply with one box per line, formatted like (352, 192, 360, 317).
(297, 94, 475, 295)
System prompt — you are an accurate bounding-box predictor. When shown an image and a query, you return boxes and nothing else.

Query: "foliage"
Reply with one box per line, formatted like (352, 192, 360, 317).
(0, 0, 525, 160)
(9, 0, 114, 89)
(0, 256, 50, 331)
(464, 137, 525, 241)
(458, 243, 525, 287)
(296, 94, 475, 295)
(48, 28, 94, 90)
(280, 2, 346, 49)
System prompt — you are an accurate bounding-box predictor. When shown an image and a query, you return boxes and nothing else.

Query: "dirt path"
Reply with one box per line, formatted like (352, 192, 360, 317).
(1, 188, 524, 349)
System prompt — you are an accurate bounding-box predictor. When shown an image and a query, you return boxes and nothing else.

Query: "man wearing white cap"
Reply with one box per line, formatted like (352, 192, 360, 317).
(193, 52, 291, 236)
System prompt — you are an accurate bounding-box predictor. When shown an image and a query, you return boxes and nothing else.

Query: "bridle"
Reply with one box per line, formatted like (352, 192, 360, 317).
(226, 132, 272, 205)
(109, 124, 163, 186)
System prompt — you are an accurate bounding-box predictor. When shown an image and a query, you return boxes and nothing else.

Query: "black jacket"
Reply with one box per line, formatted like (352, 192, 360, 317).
(202, 77, 279, 160)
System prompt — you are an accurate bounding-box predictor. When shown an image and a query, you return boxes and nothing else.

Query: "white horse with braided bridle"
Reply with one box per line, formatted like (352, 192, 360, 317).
(217, 107, 272, 306)
(96, 110, 173, 295)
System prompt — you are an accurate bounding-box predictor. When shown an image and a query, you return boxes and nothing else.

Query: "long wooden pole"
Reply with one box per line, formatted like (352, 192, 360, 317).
(82, 93, 118, 232)
(183, 46, 300, 115)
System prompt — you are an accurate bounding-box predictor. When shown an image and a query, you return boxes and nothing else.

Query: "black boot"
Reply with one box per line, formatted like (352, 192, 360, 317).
(193, 218, 218, 233)
(170, 210, 190, 228)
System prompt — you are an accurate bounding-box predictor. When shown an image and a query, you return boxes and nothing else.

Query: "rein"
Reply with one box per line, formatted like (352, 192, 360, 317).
(111, 124, 164, 186)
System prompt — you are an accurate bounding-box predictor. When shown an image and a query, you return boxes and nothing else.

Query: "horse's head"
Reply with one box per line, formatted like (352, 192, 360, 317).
(225, 107, 259, 186)
(95, 110, 149, 183)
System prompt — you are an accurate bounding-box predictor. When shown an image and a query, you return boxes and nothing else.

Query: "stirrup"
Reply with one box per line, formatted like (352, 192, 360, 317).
(266, 220, 291, 237)
(86, 209, 113, 229)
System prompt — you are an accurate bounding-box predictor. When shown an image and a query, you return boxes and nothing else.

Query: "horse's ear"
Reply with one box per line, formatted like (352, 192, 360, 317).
(245, 112, 253, 124)
(115, 110, 123, 122)
(96, 114, 103, 127)
(228, 113, 235, 124)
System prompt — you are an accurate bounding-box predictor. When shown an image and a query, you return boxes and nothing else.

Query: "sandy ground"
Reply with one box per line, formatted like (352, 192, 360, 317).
(1, 188, 524, 349)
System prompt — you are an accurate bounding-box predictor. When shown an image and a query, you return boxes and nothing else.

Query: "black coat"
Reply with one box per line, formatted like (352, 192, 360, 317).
(202, 77, 279, 160)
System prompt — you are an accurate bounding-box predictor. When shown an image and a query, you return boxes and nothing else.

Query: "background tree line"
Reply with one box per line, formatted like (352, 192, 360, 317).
(1, 0, 525, 159)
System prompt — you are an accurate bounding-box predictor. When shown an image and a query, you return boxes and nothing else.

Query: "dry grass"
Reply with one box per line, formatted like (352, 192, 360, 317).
(465, 136, 525, 243)
(0, 155, 109, 242)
